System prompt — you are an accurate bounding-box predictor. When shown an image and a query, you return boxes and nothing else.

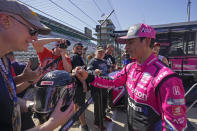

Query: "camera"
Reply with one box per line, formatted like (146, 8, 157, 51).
(57, 40, 71, 49)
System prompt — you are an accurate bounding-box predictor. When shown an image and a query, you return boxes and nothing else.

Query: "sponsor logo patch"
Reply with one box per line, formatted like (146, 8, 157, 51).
(128, 99, 149, 115)
(173, 117, 185, 124)
(137, 83, 147, 90)
(141, 72, 151, 84)
(131, 88, 147, 101)
(173, 86, 181, 96)
(128, 100, 142, 112)
(155, 71, 168, 83)
(167, 98, 185, 105)
(172, 105, 183, 116)
(141, 27, 151, 33)
(40, 81, 54, 86)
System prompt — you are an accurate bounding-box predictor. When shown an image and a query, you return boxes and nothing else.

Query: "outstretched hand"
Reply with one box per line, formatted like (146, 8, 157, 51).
(72, 66, 88, 81)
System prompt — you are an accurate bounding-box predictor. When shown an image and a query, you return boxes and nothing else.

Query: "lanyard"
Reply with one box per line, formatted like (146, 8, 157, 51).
(0, 58, 17, 103)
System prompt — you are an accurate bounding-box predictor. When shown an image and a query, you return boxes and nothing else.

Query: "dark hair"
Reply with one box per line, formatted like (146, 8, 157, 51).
(139, 37, 155, 48)
(7, 52, 14, 56)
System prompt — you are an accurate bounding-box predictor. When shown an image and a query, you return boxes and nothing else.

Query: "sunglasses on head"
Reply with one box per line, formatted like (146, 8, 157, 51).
(9, 15, 38, 36)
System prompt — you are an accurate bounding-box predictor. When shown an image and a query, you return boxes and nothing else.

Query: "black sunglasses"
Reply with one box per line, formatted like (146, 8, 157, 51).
(9, 15, 38, 36)
(76, 47, 82, 50)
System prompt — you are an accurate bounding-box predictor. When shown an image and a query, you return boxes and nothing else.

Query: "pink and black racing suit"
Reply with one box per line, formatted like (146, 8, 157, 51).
(86, 54, 187, 131)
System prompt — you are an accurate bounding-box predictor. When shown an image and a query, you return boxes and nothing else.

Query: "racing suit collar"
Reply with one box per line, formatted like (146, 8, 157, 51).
(136, 53, 158, 71)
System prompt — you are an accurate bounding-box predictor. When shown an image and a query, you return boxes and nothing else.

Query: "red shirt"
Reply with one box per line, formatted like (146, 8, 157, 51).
(37, 47, 71, 73)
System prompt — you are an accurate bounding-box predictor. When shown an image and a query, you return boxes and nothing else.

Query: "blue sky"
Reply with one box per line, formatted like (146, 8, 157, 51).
(20, 0, 197, 32)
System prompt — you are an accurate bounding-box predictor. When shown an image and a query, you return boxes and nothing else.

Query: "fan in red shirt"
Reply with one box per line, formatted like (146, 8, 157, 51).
(33, 38, 72, 73)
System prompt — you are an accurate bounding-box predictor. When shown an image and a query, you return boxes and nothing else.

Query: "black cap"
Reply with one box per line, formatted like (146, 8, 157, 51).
(73, 42, 83, 48)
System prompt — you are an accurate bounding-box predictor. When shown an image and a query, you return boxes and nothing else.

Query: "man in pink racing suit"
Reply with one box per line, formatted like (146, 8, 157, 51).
(74, 23, 187, 131)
